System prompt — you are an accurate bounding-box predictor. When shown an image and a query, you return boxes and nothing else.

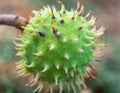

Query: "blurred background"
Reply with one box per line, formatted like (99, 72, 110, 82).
(0, 0, 120, 93)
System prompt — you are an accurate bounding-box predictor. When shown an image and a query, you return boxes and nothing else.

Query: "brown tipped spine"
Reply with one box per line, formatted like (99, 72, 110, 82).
(52, 26, 61, 38)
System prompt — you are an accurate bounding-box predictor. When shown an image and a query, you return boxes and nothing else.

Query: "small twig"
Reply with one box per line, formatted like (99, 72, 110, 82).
(0, 14, 28, 31)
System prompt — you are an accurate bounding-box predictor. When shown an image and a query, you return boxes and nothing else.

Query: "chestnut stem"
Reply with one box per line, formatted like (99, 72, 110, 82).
(0, 14, 28, 31)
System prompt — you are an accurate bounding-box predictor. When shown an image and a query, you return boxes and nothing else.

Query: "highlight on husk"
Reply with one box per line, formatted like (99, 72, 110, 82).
(14, 2, 105, 93)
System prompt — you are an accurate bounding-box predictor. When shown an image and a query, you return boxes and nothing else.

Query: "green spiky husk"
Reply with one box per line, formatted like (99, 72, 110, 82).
(15, 3, 104, 93)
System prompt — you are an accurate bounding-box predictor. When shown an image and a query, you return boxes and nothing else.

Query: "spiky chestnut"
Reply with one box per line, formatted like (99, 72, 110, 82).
(15, 2, 105, 93)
